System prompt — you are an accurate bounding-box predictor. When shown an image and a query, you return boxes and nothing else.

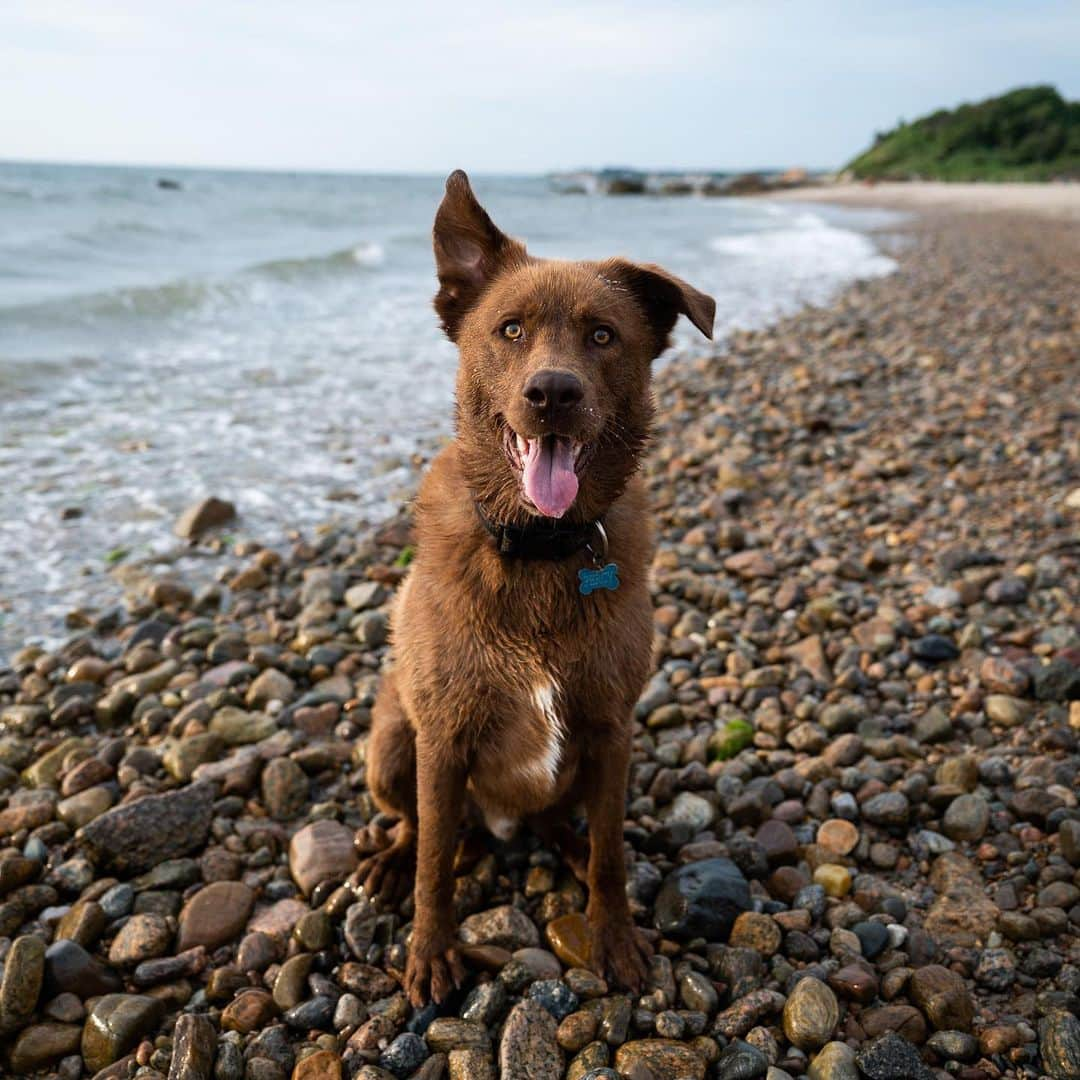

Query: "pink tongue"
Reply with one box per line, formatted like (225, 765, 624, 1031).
(522, 436, 579, 518)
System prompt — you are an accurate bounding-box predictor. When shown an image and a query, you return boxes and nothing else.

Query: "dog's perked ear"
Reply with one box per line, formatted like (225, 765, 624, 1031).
(433, 170, 527, 340)
(602, 259, 716, 354)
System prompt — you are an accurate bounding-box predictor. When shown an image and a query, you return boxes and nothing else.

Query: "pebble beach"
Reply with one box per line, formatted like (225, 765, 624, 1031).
(0, 199, 1079, 1080)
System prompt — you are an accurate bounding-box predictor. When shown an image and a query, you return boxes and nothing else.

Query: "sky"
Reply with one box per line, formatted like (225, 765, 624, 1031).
(3, 0, 1079, 174)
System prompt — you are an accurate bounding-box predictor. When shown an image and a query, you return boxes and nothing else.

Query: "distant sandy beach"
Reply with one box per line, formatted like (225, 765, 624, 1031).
(759, 179, 1080, 222)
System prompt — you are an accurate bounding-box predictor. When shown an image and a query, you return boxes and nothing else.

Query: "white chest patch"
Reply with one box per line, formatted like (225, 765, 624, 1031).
(518, 676, 565, 788)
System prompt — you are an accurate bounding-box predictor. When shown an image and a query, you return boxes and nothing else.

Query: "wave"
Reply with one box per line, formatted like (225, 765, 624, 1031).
(67, 219, 190, 247)
(250, 241, 385, 280)
(709, 212, 895, 278)
(0, 240, 387, 328)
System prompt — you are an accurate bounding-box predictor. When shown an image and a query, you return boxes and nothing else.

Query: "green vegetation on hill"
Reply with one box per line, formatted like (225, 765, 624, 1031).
(846, 85, 1080, 181)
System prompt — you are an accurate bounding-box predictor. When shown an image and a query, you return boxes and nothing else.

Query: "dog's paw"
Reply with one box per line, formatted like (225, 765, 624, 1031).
(404, 931, 466, 1006)
(352, 831, 416, 905)
(589, 914, 652, 994)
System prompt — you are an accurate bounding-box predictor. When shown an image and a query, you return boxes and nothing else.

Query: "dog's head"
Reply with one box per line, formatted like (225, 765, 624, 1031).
(434, 170, 715, 523)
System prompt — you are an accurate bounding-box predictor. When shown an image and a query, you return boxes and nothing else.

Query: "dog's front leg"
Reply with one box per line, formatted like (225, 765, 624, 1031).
(584, 719, 652, 992)
(403, 731, 467, 1006)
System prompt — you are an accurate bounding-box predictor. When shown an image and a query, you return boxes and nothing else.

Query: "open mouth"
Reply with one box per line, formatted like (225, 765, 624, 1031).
(503, 427, 589, 518)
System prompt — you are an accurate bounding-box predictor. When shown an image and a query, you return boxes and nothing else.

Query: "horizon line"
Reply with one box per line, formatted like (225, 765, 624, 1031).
(0, 155, 840, 178)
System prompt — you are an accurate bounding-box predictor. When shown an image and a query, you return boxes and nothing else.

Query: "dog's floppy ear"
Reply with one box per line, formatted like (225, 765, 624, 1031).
(433, 170, 526, 340)
(604, 259, 715, 353)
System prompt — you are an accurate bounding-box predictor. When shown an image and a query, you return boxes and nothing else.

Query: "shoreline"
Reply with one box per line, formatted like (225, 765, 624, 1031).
(754, 179, 1080, 222)
(0, 208, 1078, 1078)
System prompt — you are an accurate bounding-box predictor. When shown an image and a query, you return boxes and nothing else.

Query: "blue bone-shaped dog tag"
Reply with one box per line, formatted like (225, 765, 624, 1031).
(578, 562, 620, 595)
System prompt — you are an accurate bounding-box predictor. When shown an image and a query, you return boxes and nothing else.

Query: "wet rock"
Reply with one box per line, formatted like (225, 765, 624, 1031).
(175, 496, 236, 538)
(76, 781, 214, 873)
(81, 993, 164, 1073)
(716, 1039, 769, 1080)
(817, 819, 859, 856)
(729, 912, 782, 955)
(783, 977, 839, 1050)
(498, 1000, 561, 1079)
(527, 979, 579, 1021)
(546, 912, 591, 969)
(294, 1050, 344, 1080)
(263, 757, 309, 820)
(856, 1033, 935, 1080)
(56, 784, 113, 828)
(860, 1006, 926, 1045)
(714, 990, 786, 1038)
(43, 939, 122, 998)
(288, 820, 357, 897)
(447, 1048, 496, 1080)
(247, 667, 297, 708)
(924, 853, 999, 945)
(925, 1031, 979, 1062)
(807, 1041, 858, 1080)
(909, 965, 974, 1031)
(942, 794, 990, 841)
(177, 880, 255, 951)
(273, 954, 314, 1011)
(285, 995, 336, 1031)
(7, 1021, 83, 1073)
(168, 1012, 217, 1080)
(974, 947, 1015, 991)
(221, 988, 277, 1033)
(377, 1033, 428, 1077)
(163, 733, 224, 782)
(210, 706, 277, 745)
(653, 858, 750, 940)
(1034, 658, 1080, 702)
(0, 934, 45, 1034)
(614, 1039, 706, 1079)
(985, 694, 1032, 727)
(827, 964, 878, 1004)
(1039, 1010, 1080, 1080)
(861, 792, 909, 828)
(459, 905, 540, 950)
(425, 1019, 491, 1053)
(911, 635, 958, 663)
(1060, 819, 1080, 866)
(108, 912, 172, 966)
(557, 1010, 599, 1053)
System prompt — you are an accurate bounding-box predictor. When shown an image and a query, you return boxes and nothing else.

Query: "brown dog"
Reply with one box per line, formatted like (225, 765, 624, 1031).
(357, 171, 715, 1006)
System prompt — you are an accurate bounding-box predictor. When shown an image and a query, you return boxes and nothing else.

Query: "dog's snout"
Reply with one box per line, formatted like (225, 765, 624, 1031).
(523, 369, 584, 414)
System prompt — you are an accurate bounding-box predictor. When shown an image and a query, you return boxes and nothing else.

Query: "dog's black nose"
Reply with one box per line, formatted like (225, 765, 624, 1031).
(523, 369, 584, 414)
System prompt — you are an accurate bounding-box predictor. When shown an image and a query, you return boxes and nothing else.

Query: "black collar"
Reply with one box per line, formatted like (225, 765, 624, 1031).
(475, 503, 599, 561)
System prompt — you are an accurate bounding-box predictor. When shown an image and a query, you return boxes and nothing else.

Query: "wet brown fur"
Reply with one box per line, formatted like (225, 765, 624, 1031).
(358, 171, 715, 1005)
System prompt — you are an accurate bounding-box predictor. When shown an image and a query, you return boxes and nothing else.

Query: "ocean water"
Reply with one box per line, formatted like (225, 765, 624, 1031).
(0, 162, 897, 654)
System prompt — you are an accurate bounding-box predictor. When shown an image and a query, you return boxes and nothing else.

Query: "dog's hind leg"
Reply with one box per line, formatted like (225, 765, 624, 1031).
(354, 671, 418, 903)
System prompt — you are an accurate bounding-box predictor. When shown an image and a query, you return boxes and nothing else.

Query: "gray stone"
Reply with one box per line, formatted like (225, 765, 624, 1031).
(857, 1033, 935, 1080)
(498, 1000, 562, 1080)
(76, 782, 215, 874)
(942, 794, 990, 841)
(459, 905, 540, 950)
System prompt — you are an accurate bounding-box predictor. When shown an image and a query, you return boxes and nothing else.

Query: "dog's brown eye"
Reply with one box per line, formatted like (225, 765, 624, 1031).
(591, 326, 614, 346)
(502, 321, 524, 340)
